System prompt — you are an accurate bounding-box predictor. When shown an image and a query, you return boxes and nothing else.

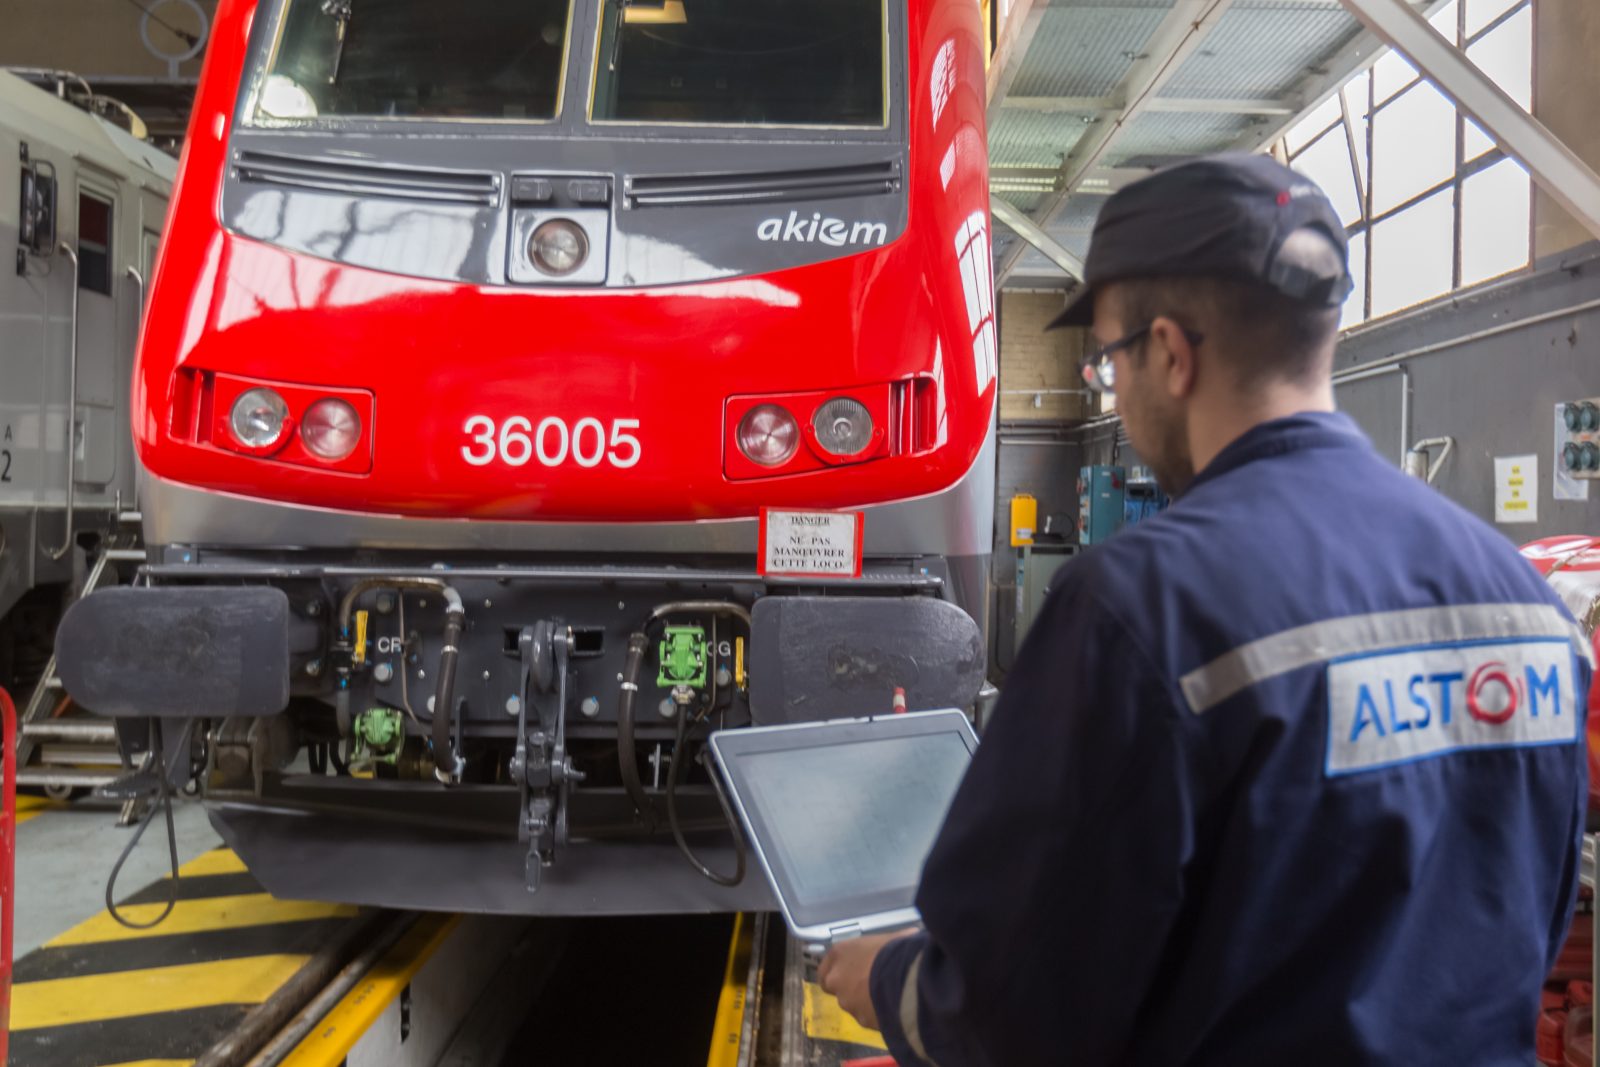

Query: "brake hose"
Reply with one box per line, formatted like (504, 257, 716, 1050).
(616, 632, 656, 828)
(430, 593, 466, 783)
(666, 705, 747, 886)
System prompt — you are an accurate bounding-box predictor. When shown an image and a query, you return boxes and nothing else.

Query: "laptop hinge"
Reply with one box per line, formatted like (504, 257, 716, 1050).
(829, 922, 863, 941)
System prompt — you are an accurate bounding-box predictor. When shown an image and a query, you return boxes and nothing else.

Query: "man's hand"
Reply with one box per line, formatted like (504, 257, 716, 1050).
(817, 932, 909, 1031)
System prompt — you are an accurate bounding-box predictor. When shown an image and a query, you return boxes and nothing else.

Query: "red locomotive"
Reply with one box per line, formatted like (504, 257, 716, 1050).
(59, 0, 996, 914)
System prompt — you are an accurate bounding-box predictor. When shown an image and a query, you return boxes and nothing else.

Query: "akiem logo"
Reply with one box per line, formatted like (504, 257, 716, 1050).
(757, 211, 889, 247)
(1326, 639, 1577, 776)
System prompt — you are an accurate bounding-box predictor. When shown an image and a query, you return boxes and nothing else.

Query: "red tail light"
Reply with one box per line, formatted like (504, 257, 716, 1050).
(301, 398, 363, 461)
(725, 383, 920, 481)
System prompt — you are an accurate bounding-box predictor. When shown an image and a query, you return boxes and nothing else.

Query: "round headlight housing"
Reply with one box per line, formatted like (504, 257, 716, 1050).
(300, 398, 362, 461)
(811, 397, 874, 457)
(529, 219, 589, 277)
(229, 388, 289, 450)
(737, 404, 799, 467)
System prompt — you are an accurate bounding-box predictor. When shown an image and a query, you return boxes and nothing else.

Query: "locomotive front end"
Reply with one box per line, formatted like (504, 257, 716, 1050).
(58, 0, 997, 913)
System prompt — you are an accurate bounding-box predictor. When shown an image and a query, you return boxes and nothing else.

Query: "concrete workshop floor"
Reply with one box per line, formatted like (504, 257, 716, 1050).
(13, 793, 222, 956)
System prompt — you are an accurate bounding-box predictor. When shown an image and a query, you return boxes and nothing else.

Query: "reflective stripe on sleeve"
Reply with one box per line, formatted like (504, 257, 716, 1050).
(1180, 603, 1591, 715)
(898, 946, 941, 1067)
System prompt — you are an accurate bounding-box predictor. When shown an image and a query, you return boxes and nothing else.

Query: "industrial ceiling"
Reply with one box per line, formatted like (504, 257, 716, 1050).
(988, 0, 1447, 289)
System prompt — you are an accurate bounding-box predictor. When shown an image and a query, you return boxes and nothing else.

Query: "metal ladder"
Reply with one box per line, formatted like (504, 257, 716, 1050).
(14, 513, 146, 796)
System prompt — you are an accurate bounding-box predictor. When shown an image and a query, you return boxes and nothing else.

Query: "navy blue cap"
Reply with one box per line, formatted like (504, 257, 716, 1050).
(1049, 152, 1353, 329)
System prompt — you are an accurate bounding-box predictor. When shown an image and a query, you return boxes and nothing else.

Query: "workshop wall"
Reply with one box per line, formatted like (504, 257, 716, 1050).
(990, 291, 1085, 676)
(997, 291, 1089, 422)
(1057, 250, 1600, 542)
(1333, 245, 1600, 542)
(0, 0, 217, 81)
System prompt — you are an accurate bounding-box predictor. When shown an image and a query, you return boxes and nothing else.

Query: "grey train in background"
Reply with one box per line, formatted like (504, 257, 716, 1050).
(1, 68, 174, 782)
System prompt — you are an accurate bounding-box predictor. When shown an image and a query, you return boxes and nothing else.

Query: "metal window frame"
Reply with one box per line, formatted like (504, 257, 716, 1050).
(1284, 0, 1537, 324)
(1342, 0, 1600, 242)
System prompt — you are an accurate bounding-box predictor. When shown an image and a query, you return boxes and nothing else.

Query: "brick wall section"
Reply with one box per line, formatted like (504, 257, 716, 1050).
(998, 291, 1089, 422)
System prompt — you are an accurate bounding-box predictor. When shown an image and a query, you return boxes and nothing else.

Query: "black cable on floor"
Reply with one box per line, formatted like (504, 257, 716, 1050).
(105, 720, 182, 930)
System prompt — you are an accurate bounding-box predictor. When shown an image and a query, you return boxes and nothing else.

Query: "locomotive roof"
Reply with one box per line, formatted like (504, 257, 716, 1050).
(1, 69, 176, 189)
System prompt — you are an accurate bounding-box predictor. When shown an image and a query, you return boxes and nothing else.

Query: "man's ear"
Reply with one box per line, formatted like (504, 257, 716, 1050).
(1150, 316, 1198, 399)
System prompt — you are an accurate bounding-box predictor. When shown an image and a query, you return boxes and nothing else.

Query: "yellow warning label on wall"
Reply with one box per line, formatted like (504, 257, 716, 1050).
(1494, 454, 1539, 524)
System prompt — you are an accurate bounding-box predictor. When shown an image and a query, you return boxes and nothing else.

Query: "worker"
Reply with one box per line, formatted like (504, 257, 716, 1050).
(818, 153, 1592, 1064)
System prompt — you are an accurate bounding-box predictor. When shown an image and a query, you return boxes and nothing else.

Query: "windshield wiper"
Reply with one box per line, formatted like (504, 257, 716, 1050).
(321, 0, 353, 83)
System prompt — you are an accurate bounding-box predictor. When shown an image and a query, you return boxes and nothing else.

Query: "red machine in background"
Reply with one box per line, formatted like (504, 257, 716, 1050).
(55, 0, 997, 916)
(1522, 537, 1600, 807)
(1522, 537, 1600, 1067)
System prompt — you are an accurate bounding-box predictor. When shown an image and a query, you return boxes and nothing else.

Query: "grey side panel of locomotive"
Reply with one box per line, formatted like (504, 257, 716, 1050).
(0, 71, 173, 618)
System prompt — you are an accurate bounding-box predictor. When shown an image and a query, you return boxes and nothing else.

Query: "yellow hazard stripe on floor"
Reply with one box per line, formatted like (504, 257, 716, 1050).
(15, 795, 58, 825)
(802, 981, 889, 1051)
(706, 914, 754, 1067)
(278, 915, 458, 1067)
(99, 1060, 196, 1067)
(174, 848, 250, 877)
(11, 953, 310, 1029)
(46, 893, 358, 947)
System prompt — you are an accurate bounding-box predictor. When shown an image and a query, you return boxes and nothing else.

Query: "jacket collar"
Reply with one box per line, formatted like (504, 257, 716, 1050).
(1186, 410, 1374, 493)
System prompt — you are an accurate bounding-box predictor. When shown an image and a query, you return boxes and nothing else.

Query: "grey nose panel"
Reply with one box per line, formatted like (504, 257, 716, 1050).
(748, 595, 984, 724)
(56, 586, 292, 718)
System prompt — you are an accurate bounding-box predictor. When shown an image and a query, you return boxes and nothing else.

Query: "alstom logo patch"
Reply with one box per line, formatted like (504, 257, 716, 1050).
(757, 211, 889, 247)
(1325, 638, 1578, 776)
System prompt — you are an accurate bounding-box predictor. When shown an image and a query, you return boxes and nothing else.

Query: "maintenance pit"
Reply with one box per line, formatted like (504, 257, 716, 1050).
(8, 811, 887, 1067)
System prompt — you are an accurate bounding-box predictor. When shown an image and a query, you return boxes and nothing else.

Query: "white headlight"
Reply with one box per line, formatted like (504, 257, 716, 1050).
(812, 397, 873, 457)
(230, 388, 289, 450)
(530, 219, 589, 276)
(737, 404, 799, 466)
(300, 398, 362, 460)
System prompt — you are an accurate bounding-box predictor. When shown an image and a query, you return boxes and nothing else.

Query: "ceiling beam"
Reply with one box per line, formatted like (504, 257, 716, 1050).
(986, 0, 1046, 126)
(1337, 0, 1600, 242)
(1004, 95, 1297, 115)
(996, 0, 1238, 286)
(1228, 0, 1451, 153)
(990, 195, 1086, 279)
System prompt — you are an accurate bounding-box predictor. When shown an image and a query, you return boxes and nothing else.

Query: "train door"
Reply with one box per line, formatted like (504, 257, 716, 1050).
(124, 190, 167, 507)
(70, 167, 122, 491)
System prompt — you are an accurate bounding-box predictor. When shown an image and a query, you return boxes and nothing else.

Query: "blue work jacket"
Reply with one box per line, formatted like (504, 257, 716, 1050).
(870, 411, 1592, 1066)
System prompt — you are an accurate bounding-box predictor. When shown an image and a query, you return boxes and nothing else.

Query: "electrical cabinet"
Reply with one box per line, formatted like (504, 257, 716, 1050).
(1014, 545, 1077, 649)
(1560, 399, 1600, 480)
(1078, 465, 1125, 545)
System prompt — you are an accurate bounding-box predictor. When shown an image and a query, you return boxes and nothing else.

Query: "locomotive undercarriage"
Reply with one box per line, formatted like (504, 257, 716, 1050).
(63, 550, 987, 912)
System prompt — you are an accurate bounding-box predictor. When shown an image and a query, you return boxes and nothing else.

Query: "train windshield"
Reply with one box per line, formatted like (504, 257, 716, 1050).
(591, 0, 886, 127)
(253, 0, 572, 123)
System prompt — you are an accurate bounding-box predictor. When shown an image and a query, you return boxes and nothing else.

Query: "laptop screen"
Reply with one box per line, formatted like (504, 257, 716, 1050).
(714, 713, 974, 931)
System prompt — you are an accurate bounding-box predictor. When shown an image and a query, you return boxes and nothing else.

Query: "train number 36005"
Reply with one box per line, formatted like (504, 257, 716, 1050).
(461, 416, 641, 469)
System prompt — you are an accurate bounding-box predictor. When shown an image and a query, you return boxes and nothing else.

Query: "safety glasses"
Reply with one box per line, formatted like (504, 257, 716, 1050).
(1079, 325, 1204, 394)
